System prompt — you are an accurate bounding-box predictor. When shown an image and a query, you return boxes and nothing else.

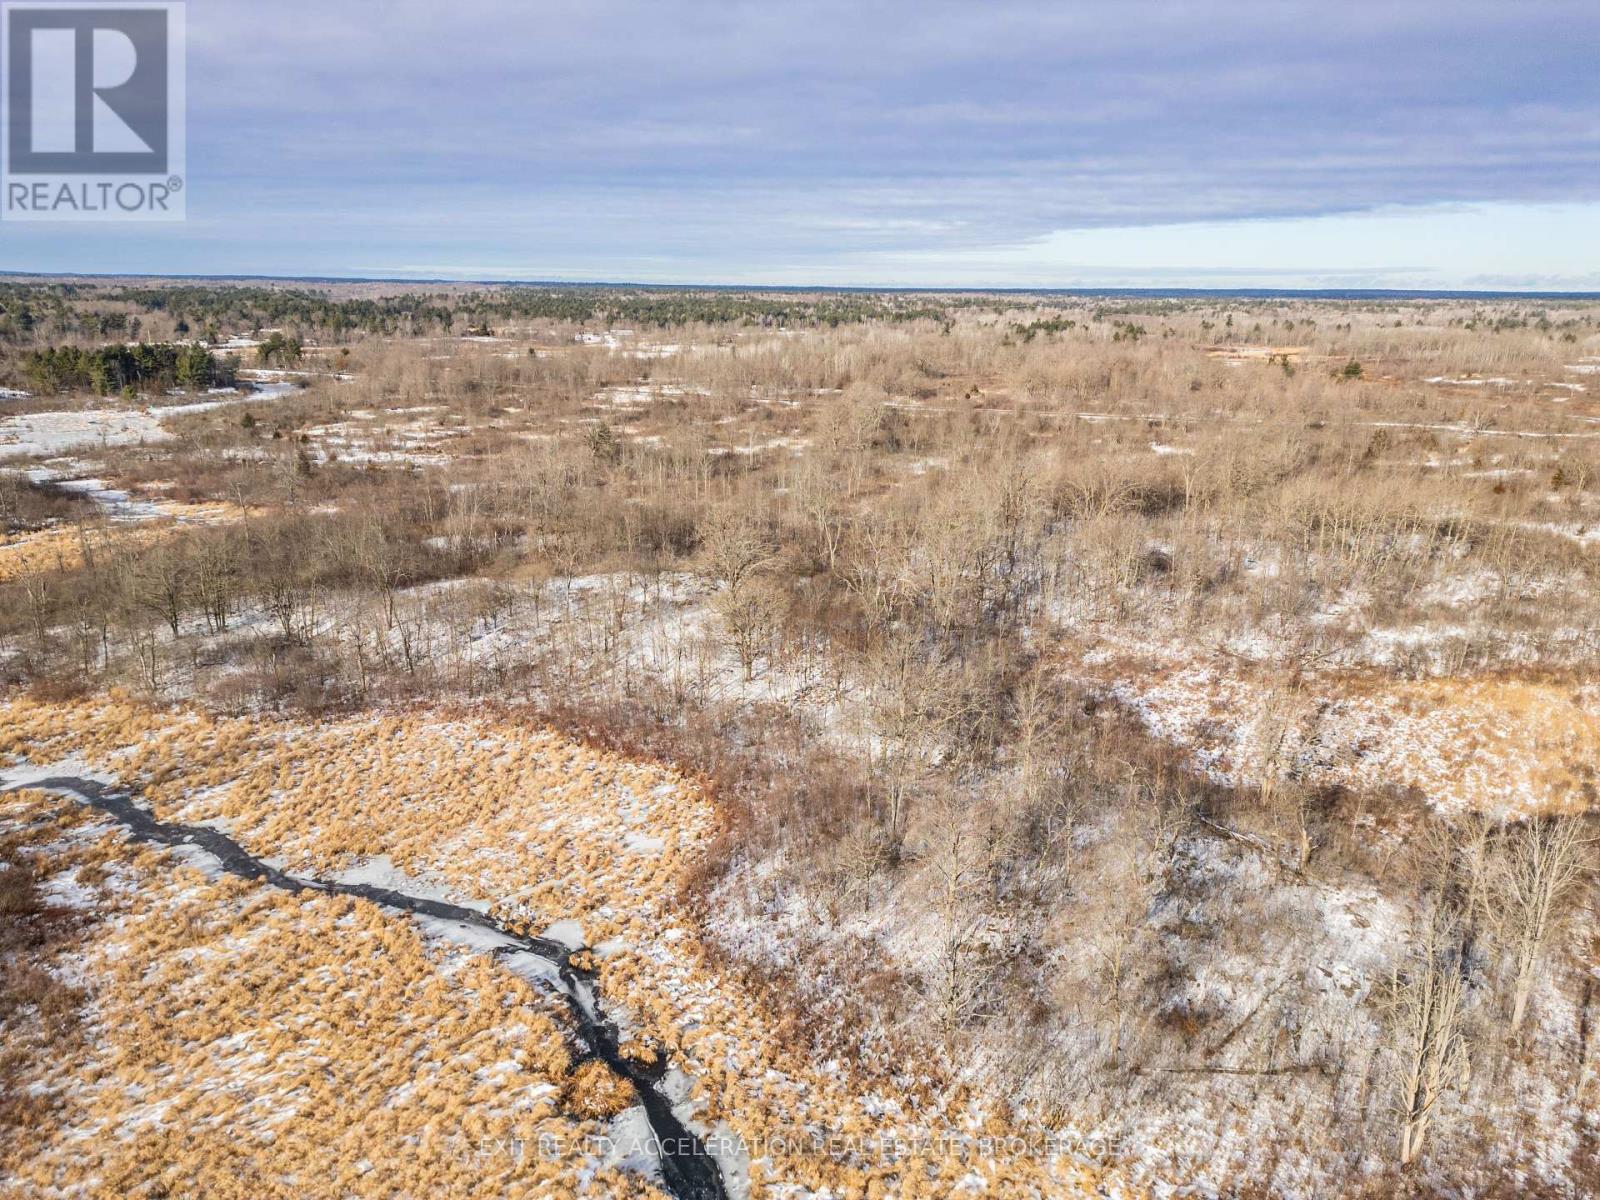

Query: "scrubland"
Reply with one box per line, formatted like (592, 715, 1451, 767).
(1, 283, 1598, 1198)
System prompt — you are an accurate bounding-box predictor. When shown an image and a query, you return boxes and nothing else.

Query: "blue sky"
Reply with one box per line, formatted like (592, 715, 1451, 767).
(2, 0, 1597, 288)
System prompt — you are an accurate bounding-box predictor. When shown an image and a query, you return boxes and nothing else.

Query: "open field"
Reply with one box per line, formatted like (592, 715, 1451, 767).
(1, 282, 1598, 1198)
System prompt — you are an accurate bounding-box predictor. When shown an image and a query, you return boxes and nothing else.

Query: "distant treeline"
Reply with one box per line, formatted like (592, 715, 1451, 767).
(0, 282, 964, 341)
(21, 342, 238, 395)
(111, 284, 958, 333)
(488, 289, 956, 328)
(1, 282, 1596, 349)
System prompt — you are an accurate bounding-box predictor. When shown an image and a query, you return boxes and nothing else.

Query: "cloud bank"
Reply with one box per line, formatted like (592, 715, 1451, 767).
(3, 0, 1597, 287)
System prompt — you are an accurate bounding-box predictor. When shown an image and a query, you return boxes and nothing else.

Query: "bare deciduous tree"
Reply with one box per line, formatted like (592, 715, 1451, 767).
(923, 795, 996, 1047)
(1493, 815, 1591, 1033)
(121, 541, 188, 638)
(713, 576, 785, 681)
(1386, 904, 1471, 1167)
(698, 506, 776, 593)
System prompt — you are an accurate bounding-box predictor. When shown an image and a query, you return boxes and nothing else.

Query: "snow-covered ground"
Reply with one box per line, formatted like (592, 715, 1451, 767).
(0, 408, 173, 459)
(0, 382, 298, 461)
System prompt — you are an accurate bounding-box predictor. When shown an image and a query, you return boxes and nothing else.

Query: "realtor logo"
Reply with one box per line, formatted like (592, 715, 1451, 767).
(2, 1, 185, 220)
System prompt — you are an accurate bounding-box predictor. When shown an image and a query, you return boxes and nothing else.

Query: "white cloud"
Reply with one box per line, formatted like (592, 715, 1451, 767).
(832, 202, 1600, 290)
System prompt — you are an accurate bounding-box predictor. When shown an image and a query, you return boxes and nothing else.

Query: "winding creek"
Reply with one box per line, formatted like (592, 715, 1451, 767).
(1, 774, 730, 1200)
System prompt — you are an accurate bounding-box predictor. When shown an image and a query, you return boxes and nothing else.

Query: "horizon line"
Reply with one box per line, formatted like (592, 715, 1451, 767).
(1, 269, 1598, 302)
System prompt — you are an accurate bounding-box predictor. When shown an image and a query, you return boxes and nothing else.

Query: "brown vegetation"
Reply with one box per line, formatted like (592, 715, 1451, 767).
(3, 284, 1599, 1197)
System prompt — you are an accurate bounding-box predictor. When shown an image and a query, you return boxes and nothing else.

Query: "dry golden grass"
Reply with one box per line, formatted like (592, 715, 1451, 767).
(0, 695, 1131, 1199)
(0, 525, 102, 582)
(0, 787, 666, 1200)
(0, 501, 248, 583)
(560, 1060, 635, 1122)
(1379, 676, 1600, 814)
(1058, 632, 1600, 817)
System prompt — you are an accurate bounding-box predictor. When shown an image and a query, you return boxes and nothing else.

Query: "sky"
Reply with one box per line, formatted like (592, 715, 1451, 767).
(1, 0, 1597, 290)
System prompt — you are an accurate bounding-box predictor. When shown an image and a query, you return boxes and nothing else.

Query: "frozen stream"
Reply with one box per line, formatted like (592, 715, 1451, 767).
(1, 772, 730, 1200)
